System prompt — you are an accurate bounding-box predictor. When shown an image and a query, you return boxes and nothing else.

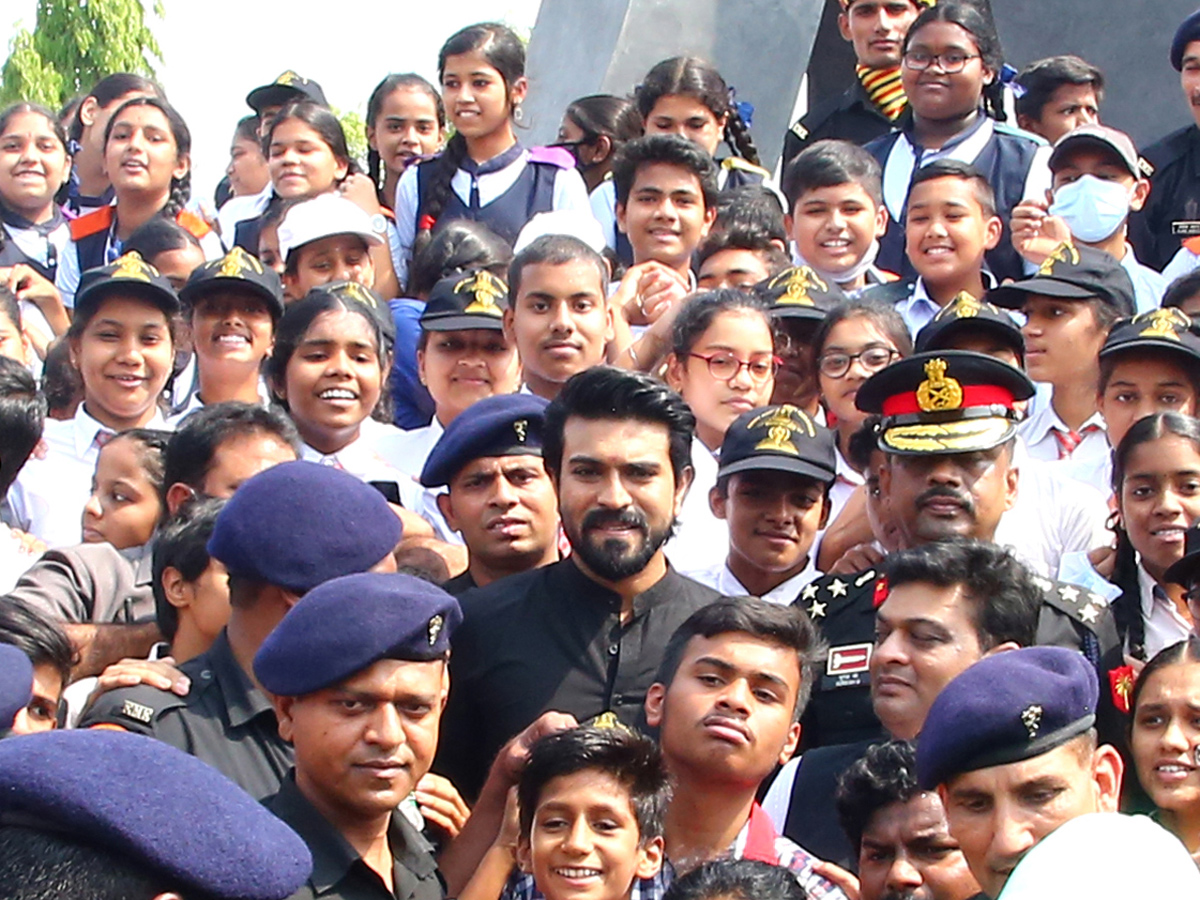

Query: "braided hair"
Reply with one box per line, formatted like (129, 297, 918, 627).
(413, 23, 526, 260)
(103, 96, 192, 219)
(366, 73, 445, 205)
(635, 57, 762, 166)
(904, 0, 1009, 123)
(1111, 412, 1200, 659)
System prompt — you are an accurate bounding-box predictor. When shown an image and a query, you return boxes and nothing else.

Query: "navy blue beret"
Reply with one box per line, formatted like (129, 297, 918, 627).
(0, 643, 31, 729)
(207, 461, 402, 593)
(420, 393, 550, 487)
(254, 572, 462, 695)
(1173, 9, 1200, 70)
(917, 647, 1098, 789)
(0, 730, 311, 899)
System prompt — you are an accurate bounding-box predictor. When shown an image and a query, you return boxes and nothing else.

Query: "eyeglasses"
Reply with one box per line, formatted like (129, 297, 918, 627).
(688, 352, 779, 384)
(818, 347, 899, 378)
(902, 51, 982, 74)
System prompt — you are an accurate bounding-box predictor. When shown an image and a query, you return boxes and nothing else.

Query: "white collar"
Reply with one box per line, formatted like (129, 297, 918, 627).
(1020, 397, 1106, 448)
(73, 403, 166, 456)
(882, 116, 997, 220)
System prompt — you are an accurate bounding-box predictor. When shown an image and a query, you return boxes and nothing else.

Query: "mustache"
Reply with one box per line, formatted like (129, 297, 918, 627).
(582, 508, 649, 533)
(915, 485, 974, 514)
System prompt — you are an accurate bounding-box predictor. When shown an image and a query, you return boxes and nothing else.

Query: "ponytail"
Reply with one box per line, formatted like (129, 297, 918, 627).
(411, 133, 468, 262)
(723, 108, 761, 166)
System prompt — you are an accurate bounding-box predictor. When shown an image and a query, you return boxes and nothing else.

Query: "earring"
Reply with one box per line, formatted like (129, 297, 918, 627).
(513, 105, 524, 124)
(1105, 510, 1121, 532)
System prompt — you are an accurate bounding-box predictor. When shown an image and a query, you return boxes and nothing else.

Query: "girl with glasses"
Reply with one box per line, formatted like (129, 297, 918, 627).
(812, 299, 911, 528)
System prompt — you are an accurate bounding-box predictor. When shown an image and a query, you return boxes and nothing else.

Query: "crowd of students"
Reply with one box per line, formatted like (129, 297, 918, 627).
(4, 1, 1200, 897)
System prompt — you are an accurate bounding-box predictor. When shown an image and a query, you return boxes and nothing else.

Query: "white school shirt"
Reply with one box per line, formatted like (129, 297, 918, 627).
(392, 150, 592, 286)
(8, 404, 170, 548)
(165, 378, 272, 428)
(1118, 244, 1168, 314)
(369, 418, 462, 544)
(894, 273, 1000, 339)
(299, 430, 426, 516)
(664, 436, 726, 574)
(216, 188, 272, 251)
(685, 560, 818, 605)
(1137, 564, 1195, 660)
(1017, 390, 1109, 465)
(1162, 242, 1200, 285)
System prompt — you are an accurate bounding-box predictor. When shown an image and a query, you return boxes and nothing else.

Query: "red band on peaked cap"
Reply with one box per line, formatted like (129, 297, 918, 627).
(881, 385, 1016, 417)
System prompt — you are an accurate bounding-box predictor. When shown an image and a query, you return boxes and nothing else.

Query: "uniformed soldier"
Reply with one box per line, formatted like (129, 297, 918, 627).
(256, 572, 460, 900)
(766, 539, 1042, 870)
(0, 643, 31, 737)
(1129, 10, 1200, 271)
(781, 0, 933, 171)
(915, 647, 1187, 898)
(419, 393, 560, 594)
(793, 351, 1123, 751)
(79, 460, 402, 798)
(0, 729, 311, 899)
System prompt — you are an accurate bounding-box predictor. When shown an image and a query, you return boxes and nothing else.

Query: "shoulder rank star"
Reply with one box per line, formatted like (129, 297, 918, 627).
(807, 599, 827, 619)
(800, 583, 818, 602)
(828, 578, 848, 598)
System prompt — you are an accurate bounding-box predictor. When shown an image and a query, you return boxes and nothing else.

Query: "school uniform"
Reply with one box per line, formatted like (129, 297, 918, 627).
(1017, 392, 1109, 464)
(299, 430, 427, 523)
(1161, 238, 1200, 284)
(883, 273, 1000, 338)
(826, 446, 863, 535)
(0, 203, 71, 281)
(1117, 243, 1168, 313)
(685, 559, 817, 605)
(663, 435, 725, 574)
(215, 191, 270, 251)
(5, 540, 154, 623)
(55, 205, 223, 307)
(370, 418, 460, 543)
(388, 297, 435, 430)
(8, 404, 170, 548)
(166, 378, 272, 427)
(393, 144, 591, 285)
(1135, 564, 1194, 660)
(866, 112, 1051, 282)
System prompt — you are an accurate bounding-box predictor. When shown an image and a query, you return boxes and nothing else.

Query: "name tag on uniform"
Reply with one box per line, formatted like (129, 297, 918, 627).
(121, 700, 154, 724)
(821, 643, 872, 690)
(1172, 221, 1200, 236)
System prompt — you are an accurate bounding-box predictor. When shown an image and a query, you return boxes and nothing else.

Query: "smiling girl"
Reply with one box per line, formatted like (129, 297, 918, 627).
(367, 74, 445, 212)
(56, 98, 221, 308)
(11, 252, 177, 548)
(1106, 413, 1200, 662)
(393, 22, 590, 288)
(0, 103, 71, 284)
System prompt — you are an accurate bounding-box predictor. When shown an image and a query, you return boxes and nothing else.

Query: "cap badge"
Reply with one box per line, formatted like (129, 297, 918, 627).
(1135, 307, 1189, 340)
(276, 70, 300, 86)
(513, 419, 528, 442)
(1021, 704, 1044, 739)
(1037, 241, 1081, 277)
(589, 711, 622, 730)
(339, 281, 379, 310)
(456, 271, 506, 317)
(217, 246, 263, 278)
(943, 291, 981, 319)
(427, 615, 444, 646)
(769, 266, 826, 306)
(111, 252, 156, 282)
(916, 358, 963, 412)
(749, 405, 813, 455)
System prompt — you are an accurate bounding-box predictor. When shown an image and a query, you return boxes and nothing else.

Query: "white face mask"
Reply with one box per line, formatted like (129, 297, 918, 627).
(1048, 174, 1133, 243)
(795, 240, 881, 287)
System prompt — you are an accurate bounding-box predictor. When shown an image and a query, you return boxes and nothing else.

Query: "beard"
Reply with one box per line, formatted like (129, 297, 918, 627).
(566, 506, 675, 582)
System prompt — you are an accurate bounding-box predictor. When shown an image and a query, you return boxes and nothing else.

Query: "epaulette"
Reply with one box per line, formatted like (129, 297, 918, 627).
(81, 683, 188, 734)
(68, 205, 114, 241)
(721, 156, 771, 179)
(1033, 575, 1111, 628)
(175, 208, 212, 240)
(528, 146, 576, 169)
(795, 568, 878, 621)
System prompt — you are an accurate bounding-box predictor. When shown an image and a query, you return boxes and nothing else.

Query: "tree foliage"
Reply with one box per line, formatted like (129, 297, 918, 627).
(1, 0, 165, 108)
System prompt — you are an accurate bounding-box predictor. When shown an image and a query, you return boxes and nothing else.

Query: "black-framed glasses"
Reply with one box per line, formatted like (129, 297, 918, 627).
(817, 347, 899, 378)
(688, 352, 779, 384)
(902, 51, 981, 73)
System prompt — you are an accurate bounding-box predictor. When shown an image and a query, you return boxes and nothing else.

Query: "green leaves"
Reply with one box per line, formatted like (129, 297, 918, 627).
(1, 0, 165, 107)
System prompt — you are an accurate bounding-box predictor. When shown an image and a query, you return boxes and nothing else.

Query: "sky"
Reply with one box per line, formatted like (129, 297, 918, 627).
(3, 0, 545, 203)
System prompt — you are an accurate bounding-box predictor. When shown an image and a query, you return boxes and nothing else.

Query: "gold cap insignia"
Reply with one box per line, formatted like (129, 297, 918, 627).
(915, 358, 964, 412)
(1037, 241, 1081, 277)
(1134, 307, 1190, 340)
(275, 70, 300, 86)
(455, 271, 507, 317)
(1020, 704, 1044, 739)
(513, 419, 528, 442)
(427, 615, 444, 646)
(587, 711, 634, 732)
(937, 291, 981, 320)
(768, 266, 827, 306)
(338, 281, 379, 310)
(748, 405, 815, 455)
(216, 246, 263, 278)
(111, 252, 157, 282)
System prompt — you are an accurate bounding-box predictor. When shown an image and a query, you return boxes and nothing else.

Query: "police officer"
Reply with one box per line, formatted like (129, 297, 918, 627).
(793, 351, 1123, 750)
(256, 572, 460, 900)
(914, 647, 1195, 898)
(420, 393, 560, 594)
(1129, 10, 1200, 271)
(79, 461, 402, 798)
(0, 729, 311, 899)
(781, 0, 933, 171)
